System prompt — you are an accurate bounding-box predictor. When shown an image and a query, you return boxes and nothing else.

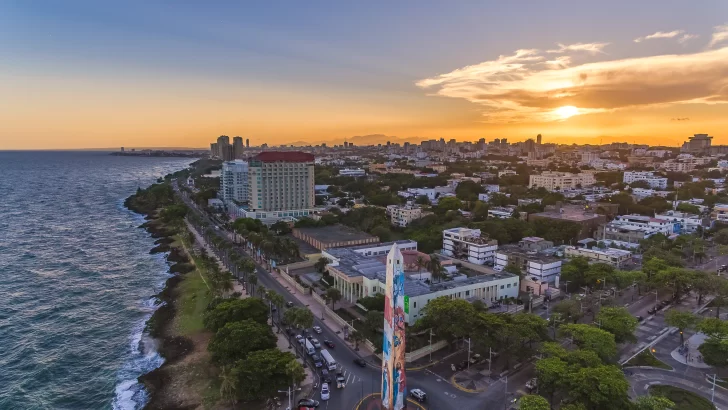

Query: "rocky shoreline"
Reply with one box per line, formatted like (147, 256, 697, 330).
(125, 191, 197, 410)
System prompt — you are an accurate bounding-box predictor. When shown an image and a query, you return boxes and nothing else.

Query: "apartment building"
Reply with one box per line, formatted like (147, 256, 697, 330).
(528, 172, 596, 191)
(495, 244, 561, 284)
(565, 246, 632, 267)
(655, 210, 706, 233)
(220, 160, 250, 203)
(338, 168, 366, 177)
(442, 227, 498, 264)
(660, 161, 695, 172)
(388, 205, 424, 227)
(623, 172, 668, 189)
(248, 152, 315, 212)
(711, 204, 728, 223)
(596, 214, 679, 243)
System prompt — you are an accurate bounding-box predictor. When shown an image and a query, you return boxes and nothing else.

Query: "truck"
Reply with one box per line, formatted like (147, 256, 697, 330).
(336, 372, 346, 389)
(320, 349, 337, 371)
(305, 340, 316, 356)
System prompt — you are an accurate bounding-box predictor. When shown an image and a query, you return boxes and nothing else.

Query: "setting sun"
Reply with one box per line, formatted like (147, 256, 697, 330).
(555, 105, 580, 119)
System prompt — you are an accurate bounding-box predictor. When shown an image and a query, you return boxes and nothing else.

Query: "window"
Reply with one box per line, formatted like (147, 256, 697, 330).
(500, 285, 504, 289)
(507, 284, 511, 288)
(413, 302, 417, 308)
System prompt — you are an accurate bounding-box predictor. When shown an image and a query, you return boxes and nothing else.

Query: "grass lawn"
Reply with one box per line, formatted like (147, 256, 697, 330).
(625, 350, 673, 370)
(175, 235, 213, 336)
(649, 385, 715, 410)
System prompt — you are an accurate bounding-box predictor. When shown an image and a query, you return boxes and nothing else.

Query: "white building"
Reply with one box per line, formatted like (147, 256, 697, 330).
(712, 204, 728, 223)
(565, 246, 632, 267)
(397, 186, 454, 201)
(581, 152, 600, 163)
(623, 172, 668, 189)
(488, 207, 515, 219)
(660, 161, 695, 172)
(388, 205, 424, 227)
(323, 241, 519, 324)
(655, 210, 706, 234)
(442, 227, 498, 264)
(631, 188, 671, 200)
(494, 245, 562, 285)
(249, 152, 315, 212)
(220, 160, 250, 202)
(498, 170, 517, 177)
(338, 168, 366, 177)
(528, 172, 596, 191)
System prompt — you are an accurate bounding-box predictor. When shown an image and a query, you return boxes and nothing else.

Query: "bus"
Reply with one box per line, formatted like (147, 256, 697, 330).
(320, 349, 337, 371)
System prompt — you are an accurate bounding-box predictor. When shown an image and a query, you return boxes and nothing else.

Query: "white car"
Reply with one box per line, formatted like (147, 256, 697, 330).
(313, 326, 322, 334)
(320, 383, 330, 401)
(295, 335, 305, 345)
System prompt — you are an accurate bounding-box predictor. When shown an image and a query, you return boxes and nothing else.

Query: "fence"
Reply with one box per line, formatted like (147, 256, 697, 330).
(277, 267, 307, 294)
(405, 340, 448, 362)
(280, 259, 317, 272)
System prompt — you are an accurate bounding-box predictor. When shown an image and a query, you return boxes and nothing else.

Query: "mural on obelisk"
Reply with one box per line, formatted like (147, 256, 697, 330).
(382, 244, 406, 410)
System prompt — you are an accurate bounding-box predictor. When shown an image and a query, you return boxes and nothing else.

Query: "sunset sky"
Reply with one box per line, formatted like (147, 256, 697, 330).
(1, 1, 728, 149)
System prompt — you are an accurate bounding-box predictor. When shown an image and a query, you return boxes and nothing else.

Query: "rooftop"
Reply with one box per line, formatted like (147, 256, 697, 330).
(253, 151, 315, 162)
(294, 224, 377, 244)
(531, 209, 602, 222)
(496, 244, 561, 263)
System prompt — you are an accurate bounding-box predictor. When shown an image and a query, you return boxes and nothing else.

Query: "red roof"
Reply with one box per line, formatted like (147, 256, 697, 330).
(254, 151, 314, 162)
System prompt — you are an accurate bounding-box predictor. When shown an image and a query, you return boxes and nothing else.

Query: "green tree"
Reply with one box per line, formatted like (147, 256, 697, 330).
(232, 349, 304, 401)
(566, 365, 630, 410)
(350, 329, 366, 351)
(596, 307, 638, 344)
(633, 395, 676, 410)
(714, 228, 728, 245)
(455, 180, 484, 202)
(552, 299, 584, 324)
(203, 298, 269, 332)
(208, 319, 276, 364)
(314, 257, 330, 273)
(504, 262, 522, 277)
(270, 220, 292, 235)
(560, 324, 617, 362)
(518, 394, 550, 410)
(415, 195, 430, 205)
(664, 310, 700, 345)
(364, 310, 384, 335)
(417, 297, 476, 342)
(325, 287, 343, 311)
(535, 357, 569, 406)
(437, 197, 463, 213)
(676, 202, 701, 214)
(561, 257, 590, 289)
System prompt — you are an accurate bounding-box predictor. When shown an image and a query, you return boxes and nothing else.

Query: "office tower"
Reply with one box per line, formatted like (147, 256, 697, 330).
(381, 244, 406, 410)
(248, 152, 315, 211)
(233, 136, 244, 159)
(246, 138, 250, 148)
(537, 134, 542, 145)
(222, 145, 235, 161)
(523, 138, 536, 153)
(210, 142, 218, 158)
(216, 135, 231, 158)
(220, 160, 249, 202)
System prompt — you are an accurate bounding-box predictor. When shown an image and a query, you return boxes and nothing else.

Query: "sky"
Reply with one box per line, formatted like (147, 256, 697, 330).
(1, 1, 728, 149)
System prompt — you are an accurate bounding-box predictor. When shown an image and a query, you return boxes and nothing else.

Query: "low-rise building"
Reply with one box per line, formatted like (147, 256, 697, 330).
(528, 202, 606, 240)
(495, 244, 561, 284)
(623, 171, 668, 189)
(488, 207, 515, 219)
(323, 242, 519, 324)
(655, 210, 706, 233)
(292, 224, 379, 250)
(338, 168, 366, 177)
(565, 246, 632, 267)
(711, 204, 728, 223)
(387, 205, 425, 227)
(528, 172, 596, 191)
(442, 227, 498, 264)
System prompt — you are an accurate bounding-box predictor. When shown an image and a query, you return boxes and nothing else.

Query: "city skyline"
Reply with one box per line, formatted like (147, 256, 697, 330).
(2, 2, 728, 149)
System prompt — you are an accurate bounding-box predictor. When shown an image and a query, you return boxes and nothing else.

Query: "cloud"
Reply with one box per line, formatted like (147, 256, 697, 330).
(634, 30, 684, 43)
(678, 34, 699, 44)
(709, 24, 728, 48)
(416, 45, 728, 123)
(671, 117, 690, 121)
(546, 42, 610, 54)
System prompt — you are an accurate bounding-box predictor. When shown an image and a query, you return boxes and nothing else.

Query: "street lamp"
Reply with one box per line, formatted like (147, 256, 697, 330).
(464, 338, 472, 370)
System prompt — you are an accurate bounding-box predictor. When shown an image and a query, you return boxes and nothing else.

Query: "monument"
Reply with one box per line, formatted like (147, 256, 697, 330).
(381, 244, 407, 410)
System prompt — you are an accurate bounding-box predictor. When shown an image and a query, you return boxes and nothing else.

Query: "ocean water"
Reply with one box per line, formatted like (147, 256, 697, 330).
(0, 151, 194, 410)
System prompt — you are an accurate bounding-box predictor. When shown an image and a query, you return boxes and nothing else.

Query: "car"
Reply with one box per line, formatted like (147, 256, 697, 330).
(313, 326, 322, 334)
(324, 339, 335, 348)
(310, 338, 321, 349)
(648, 307, 657, 315)
(312, 354, 323, 368)
(320, 368, 332, 383)
(470, 353, 481, 364)
(271, 306, 277, 312)
(636, 315, 644, 322)
(336, 372, 346, 389)
(286, 301, 295, 308)
(353, 358, 367, 367)
(320, 383, 330, 401)
(456, 360, 469, 370)
(410, 388, 427, 402)
(493, 265, 504, 272)
(296, 335, 305, 344)
(526, 378, 537, 392)
(297, 398, 320, 408)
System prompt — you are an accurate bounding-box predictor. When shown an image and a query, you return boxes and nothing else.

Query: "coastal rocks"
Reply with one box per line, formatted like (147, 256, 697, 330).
(169, 263, 194, 274)
(154, 237, 175, 246)
(150, 244, 171, 254)
(166, 248, 189, 264)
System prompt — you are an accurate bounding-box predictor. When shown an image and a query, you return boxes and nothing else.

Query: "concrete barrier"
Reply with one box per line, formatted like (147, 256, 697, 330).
(405, 340, 448, 363)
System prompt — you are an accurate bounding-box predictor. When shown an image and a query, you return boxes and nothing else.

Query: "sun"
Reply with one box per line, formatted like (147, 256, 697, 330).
(554, 105, 580, 119)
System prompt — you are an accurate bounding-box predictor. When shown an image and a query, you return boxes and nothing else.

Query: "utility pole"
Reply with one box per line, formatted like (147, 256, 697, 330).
(429, 328, 435, 362)
(464, 338, 472, 370)
(502, 375, 509, 410)
(712, 373, 717, 404)
(489, 347, 494, 373)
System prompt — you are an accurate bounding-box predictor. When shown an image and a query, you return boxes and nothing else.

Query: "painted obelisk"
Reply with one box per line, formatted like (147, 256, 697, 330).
(381, 244, 406, 410)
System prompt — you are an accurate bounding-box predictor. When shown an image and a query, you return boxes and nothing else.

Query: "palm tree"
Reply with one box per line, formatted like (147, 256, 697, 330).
(268, 292, 285, 331)
(415, 256, 426, 280)
(249, 273, 258, 297)
(428, 255, 445, 283)
(350, 330, 365, 351)
(218, 366, 237, 409)
(325, 287, 343, 311)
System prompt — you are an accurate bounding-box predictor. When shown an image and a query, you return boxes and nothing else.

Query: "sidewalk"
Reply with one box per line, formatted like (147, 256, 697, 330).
(266, 267, 376, 357)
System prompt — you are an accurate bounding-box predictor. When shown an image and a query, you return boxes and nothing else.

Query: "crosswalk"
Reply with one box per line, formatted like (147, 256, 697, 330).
(329, 364, 363, 385)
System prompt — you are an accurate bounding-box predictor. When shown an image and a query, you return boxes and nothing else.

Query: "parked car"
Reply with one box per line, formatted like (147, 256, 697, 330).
(526, 378, 537, 392)
(296, 335, 305, 344)
(324, 339, 335, 348)
(297, 398, 320, 408)
(286, 301, 295, 308)
(648, 307, 657, 315)
(320, 383, 330, 401)
(312, 354, 323, 368)
(313, 326, 322, 334)
(353, 358, 367, 367)
(310, 338, 321, 349)
(470, 353, 481, 364)
(410, 388, 427, 402)
(636, 315, 644, 322)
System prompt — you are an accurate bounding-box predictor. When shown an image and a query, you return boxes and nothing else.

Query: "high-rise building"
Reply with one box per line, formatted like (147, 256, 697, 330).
(210, 142, 218, 158)
(523, 138, 536, 154)
(381, 244, 406, 410)
(233, 136, 244, 159)
(537, 134, 542, 145)
(245, 138, 250, 148)
(681, 134, 713, 153)
(215, 135, 231, 158)
(248, 152, 315, 211)
(222, 144, 235, 161)
(220, 160, 250, 202)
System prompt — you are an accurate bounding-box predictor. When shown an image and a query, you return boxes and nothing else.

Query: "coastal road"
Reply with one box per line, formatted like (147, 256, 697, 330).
(175, 181, 498, 409)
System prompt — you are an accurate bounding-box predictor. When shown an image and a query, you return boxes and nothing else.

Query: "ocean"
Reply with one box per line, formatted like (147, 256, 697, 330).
(0, 151, 194, 410)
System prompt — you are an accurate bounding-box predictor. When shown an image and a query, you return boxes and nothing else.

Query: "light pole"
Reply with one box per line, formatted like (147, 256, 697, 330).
(712, 373, 717, 404)
(429, 328, 435, 362)
(464, 338, 472, 370)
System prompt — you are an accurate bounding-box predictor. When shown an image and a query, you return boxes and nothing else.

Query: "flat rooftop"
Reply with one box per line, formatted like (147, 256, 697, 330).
(496, 244, 561, 263)
(531, 210, 602, 222)
(327, 243, 516, 297)
(294, 224, 377, 244)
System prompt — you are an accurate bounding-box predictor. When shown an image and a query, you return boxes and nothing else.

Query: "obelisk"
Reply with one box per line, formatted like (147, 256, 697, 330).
(381, 244, 406, 410)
